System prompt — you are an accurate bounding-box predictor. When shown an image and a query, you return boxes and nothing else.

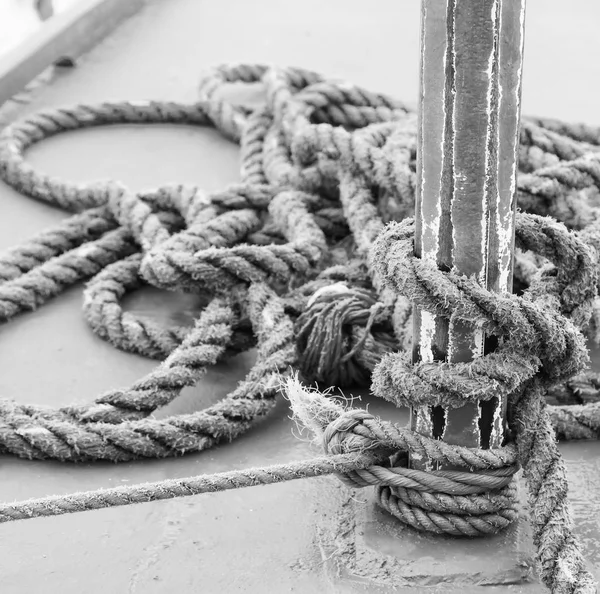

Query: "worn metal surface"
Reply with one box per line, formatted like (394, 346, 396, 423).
(0, 0, 598, 592)
(412, 0, 525, 463)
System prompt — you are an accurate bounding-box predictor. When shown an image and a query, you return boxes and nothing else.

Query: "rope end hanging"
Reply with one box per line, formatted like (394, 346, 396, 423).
(284, 374, 346, 440)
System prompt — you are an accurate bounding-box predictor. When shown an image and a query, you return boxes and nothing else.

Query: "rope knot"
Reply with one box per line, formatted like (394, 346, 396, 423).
(318, 404, 520, 536)
(295, 283, 396, 386)
(322, 408, 381, 456)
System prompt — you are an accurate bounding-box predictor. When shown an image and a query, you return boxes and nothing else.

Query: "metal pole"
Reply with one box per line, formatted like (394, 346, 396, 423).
(412, 0, 526, 466)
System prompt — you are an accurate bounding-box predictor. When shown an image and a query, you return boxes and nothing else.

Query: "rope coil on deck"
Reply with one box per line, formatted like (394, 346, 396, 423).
(0, 64, 600, 592)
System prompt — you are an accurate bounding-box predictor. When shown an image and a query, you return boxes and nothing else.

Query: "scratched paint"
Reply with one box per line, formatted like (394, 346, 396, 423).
(493, 0, 526, 294)
(413, 0, 447, 419)
(451, 0, 498, 445)
(481, 0, 498, 289)
(415, 0, 444, 269)
(412, 0, 526, 462)
(418, 310, 437, 363)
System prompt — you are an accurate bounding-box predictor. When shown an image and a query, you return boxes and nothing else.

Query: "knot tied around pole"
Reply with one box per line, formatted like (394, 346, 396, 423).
(286, 377, 520, 537)
(286, 207, 597, 546)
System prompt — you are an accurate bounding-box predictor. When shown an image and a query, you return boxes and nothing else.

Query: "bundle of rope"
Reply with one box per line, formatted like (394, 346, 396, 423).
(1, 63, 600, 592)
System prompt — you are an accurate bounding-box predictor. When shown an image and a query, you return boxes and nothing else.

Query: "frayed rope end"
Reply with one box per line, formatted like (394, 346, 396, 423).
(282, 373, 347, 441)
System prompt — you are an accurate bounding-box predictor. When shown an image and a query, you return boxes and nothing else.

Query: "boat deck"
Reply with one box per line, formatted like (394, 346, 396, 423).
(1, 1, 600, 592)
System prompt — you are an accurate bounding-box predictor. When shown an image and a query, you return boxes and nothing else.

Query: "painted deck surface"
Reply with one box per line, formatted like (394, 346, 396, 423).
(0, 0, 599, 592)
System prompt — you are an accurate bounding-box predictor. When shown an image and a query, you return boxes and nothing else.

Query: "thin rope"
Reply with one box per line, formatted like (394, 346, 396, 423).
(0, 64, 599, 593)
(0, 452, 384, 523)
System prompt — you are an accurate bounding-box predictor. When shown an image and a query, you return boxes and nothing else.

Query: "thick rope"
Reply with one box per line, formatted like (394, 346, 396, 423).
(1, 64, 600, 592)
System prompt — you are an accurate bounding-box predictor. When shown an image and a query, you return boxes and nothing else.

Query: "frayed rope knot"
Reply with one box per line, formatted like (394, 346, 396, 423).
(295, 283, 396, 387)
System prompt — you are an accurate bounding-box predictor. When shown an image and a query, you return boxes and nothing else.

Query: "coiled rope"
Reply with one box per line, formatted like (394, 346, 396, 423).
(1, 63, 600, 592)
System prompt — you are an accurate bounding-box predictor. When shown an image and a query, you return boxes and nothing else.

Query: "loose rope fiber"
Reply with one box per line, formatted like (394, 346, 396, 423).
(1, 64, 600, 592)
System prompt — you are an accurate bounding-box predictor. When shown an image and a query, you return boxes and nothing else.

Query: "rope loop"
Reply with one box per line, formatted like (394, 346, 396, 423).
(317, 405, 519, 536)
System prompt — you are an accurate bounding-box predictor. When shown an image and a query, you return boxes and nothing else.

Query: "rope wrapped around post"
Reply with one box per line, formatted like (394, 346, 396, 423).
(0, 64, 599, 592)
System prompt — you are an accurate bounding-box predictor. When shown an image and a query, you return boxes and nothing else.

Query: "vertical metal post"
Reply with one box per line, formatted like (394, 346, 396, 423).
(412, 0, 526, 465)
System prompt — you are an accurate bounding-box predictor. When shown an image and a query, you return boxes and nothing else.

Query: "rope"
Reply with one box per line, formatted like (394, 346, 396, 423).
(0, 451, 386, 523)
(1, 63, 600, 592)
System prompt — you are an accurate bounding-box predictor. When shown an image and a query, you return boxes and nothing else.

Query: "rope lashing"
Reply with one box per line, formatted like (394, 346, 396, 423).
(294, 389, 520, 538)
(365, 217, 597, 588)
(0, 63, 599, 592)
